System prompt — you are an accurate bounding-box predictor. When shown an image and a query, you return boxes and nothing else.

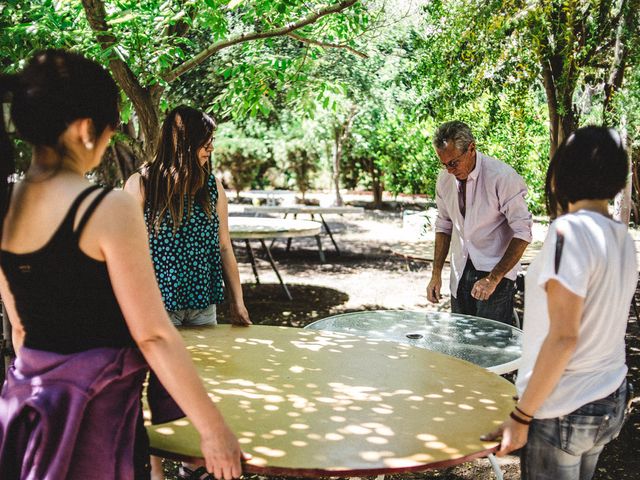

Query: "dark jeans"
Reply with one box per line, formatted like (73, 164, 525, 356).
(451, 259, 515, 325)
(520, 380, 627, 480)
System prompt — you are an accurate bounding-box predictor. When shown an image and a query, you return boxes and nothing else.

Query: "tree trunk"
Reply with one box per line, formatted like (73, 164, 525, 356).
(541, 60, 578, 158)
(331, 106, 358, 206)
(603, 0, 638, 227)
(632, 148, 640, 224)
(113, 142, 139, 180)
(363, 158, 383, 209)
(614, 125, 633, 226)
(332, 125, 344, 207)
(371, 173, 383, 209)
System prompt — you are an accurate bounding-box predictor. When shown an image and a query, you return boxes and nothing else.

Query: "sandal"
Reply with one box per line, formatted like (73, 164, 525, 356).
(178, 466, 214, 480)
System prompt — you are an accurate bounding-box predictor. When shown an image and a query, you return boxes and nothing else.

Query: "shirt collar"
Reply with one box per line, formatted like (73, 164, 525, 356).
(466, 152, 483, 182)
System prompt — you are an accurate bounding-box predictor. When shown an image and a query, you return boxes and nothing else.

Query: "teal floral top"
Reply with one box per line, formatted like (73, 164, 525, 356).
(145, 174, 225, 311)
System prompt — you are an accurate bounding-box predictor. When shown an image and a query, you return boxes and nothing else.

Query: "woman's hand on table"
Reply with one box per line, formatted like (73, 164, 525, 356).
(200, 420, 244, 479)
(230, 301, 252, 326)
(481, 416, 529, 457)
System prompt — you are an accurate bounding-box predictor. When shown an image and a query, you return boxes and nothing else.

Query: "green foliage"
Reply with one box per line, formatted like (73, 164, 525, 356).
(4, 0, 638, 214)
(284, 139, 319, 198)
(213, 124, 274, 196)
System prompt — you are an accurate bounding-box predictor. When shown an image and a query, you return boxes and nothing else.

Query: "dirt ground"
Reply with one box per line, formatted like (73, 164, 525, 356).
(167, 202, 640, 479)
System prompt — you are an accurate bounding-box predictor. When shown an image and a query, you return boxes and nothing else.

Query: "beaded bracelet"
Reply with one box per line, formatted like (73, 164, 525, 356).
(510, 411, 532, 426)
(515, 405, 534, 419)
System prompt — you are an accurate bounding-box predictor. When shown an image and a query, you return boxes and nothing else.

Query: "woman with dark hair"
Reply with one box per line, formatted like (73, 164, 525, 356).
(125, 106, 250, 329)
(483, 126, 636, 479)
(125, 106, 250, 479)
(0, 50, 243, 480)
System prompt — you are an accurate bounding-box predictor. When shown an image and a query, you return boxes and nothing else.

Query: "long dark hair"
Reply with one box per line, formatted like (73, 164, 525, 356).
(141, 105, 216, 232)
(0, 49, 119, 217)
(545, 126, 628, 218)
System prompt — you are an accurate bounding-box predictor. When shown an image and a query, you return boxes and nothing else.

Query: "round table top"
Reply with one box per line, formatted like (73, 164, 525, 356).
(390, 240, 542, 266)
(229, 217, 322, 240)
(147, 325, 515, 477)
(305, 310, 523, 375)
(238, 205, 365, 215)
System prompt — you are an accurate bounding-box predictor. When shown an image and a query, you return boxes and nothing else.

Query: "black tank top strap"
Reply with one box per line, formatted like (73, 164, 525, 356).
(65, 185, 102, 223)
(74, 187, 113, 238)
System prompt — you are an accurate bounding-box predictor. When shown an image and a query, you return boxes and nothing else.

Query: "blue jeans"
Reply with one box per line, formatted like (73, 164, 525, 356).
(521, 380, 627, 480)
(451, 260, 515, 325)
(167, 304, 217, 327)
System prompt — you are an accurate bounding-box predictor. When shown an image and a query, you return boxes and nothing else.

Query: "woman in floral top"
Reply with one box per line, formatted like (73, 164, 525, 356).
(125, 105, 250, 480)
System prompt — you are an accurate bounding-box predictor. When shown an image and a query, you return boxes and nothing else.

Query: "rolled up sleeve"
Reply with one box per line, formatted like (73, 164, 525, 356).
(434, 178, 453, 235)
(499, 173, 533, 243)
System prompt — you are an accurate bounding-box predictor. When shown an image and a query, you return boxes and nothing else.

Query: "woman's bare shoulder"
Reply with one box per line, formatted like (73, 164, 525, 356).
(123, 172, 145, 206)
(93, 189, 144, 227)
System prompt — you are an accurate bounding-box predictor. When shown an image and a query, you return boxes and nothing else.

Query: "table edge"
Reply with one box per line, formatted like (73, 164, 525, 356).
(149, 444, 499, 478)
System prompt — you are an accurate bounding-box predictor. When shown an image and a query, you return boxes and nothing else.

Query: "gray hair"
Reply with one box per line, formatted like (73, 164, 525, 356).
(433, 121, 475, 151)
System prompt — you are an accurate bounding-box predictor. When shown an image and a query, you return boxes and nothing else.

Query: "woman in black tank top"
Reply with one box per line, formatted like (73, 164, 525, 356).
(0, 51, 243, 480)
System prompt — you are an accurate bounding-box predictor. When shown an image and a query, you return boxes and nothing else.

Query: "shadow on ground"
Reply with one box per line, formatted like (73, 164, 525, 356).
(217, 283, 350, 328)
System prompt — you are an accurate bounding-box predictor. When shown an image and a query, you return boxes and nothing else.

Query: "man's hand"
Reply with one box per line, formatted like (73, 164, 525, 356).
(471, 275, 500, 301)
(426, 276, 443, 303)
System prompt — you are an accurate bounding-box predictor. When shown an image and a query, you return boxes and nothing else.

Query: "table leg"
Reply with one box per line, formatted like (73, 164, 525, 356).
(319, 214, 341, 254)
(284, 214, 297, 252)
(259, 239, 293, 301)
(487, 453, 505, 480)
(404, 256, 411, 272)
(315, 235, 326, 263)
(269, 213, 288, 249)
(244, 240, 260, 284)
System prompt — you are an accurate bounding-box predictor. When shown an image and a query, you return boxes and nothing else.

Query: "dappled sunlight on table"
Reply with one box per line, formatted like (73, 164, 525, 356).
(146, 325, 514, 476)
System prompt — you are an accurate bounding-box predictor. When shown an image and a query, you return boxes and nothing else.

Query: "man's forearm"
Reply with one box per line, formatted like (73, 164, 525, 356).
(432, 232, 451, 276)
(489, 238, 529, 281)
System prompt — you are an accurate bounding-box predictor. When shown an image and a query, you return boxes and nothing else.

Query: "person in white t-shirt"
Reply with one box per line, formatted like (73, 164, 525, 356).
(482, 126, 637, 480)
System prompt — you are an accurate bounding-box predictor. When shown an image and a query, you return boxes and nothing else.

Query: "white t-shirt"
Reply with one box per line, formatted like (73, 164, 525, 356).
(516, 210, 637, 419)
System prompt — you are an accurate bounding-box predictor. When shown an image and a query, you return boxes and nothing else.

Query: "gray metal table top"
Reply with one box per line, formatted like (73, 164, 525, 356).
(305, 310, 522, 375)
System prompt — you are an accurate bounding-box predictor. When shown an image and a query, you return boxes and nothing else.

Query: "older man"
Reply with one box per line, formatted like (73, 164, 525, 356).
(426, 121, 532, 324)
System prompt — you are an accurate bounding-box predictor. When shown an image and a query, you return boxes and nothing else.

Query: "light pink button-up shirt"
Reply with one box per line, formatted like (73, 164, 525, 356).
(434, 152, 533, 296)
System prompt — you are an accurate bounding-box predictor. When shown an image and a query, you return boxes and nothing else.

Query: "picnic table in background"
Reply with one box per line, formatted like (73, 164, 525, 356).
(231, 205, 364, 258)
(229, 217, 321, 300)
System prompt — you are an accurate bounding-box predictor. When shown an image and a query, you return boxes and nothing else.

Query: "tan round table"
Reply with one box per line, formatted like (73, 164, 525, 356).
(147, 325, 515, 477)
(229, 217, 322, 300)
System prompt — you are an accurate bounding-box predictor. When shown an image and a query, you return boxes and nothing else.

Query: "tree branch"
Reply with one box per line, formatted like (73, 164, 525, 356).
(81, 0, 161, 156)
(81, 0, 151, 102)
(163, 0, 359, 83)
(287, 32, 368, 58)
